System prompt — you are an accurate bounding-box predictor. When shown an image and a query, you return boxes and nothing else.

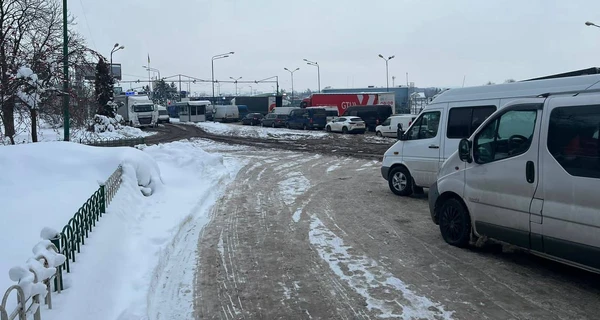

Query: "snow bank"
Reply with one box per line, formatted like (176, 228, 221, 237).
(196, 122, 328, 140)
(40, 140, 244, 320)
(0, 141, 162, 304)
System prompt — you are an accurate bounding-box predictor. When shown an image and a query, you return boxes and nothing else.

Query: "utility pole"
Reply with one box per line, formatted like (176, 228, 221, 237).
(62, 0, 69, 141)
(392, 76, 396, 87)
(230, 76, 242, 95)
(284, 67, 299, 101)
(303, 59, 320, 93)
(378, 54, 395, 92)
(179, 74, 182, 101)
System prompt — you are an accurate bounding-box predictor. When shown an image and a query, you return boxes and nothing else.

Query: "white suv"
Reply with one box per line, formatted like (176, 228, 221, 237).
(325, 117, 366, 134)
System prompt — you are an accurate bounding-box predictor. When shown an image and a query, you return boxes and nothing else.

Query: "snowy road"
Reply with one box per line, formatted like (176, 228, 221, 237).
(193, 143, 600, 320)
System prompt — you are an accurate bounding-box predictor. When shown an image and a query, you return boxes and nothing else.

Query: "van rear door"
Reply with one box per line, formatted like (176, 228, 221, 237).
(538, 95, 600, 269)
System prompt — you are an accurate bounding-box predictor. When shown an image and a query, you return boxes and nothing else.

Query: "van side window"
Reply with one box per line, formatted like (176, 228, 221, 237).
(447, 106, 496, 139)
(547, 105, 600, 179)
(406, 111, 441, 140)
(474, 109, 537, 164)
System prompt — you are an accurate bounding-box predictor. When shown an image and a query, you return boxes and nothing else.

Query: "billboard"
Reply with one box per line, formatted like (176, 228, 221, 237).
(80, 63, 122, 80)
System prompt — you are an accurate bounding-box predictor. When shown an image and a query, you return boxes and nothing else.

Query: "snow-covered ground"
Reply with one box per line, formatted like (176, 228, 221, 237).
(196, 122, 328, 140)
(0, 140, 244, 319)
(2, 118, 155, 145)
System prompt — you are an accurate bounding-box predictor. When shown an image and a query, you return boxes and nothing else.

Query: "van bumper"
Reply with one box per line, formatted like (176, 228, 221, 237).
(380, 166, 390, 181)
(429, 182, 440, 225)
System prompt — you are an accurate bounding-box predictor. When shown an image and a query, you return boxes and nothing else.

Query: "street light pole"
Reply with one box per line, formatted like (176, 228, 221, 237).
(303, 59, 320, 93)
(284, 67, 299, 101)
(212, 52, 234, 103)
(110, 43, 124, 78)
(230, 76, 242, 95)
(378, 54, 395, 92)
(143, 66, 161, 80)
(62, 0, 69, 141)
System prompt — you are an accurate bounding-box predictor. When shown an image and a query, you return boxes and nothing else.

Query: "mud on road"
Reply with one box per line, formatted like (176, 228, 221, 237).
(192, 143, 600, 320)
(146, 123, 392, 160)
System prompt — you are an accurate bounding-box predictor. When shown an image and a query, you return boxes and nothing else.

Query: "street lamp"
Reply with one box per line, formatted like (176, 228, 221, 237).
(230, 76, 242, 95)
(142, 66, 161, 80)
(378, 54, 395, 92)
(248, 85, 254, 95)
(110, 43, 124, 78)
(212, 52, 234, 103)
(284, 67, 299, 101)
(585, 21, 600, 28)
(303, 59, 320, 93)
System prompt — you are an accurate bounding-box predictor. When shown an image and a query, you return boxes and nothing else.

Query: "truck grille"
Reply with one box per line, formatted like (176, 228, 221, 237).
(139, 117, 152, 125)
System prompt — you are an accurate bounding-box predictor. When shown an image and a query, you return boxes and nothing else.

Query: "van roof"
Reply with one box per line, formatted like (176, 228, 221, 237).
(431, 74, 600, 103)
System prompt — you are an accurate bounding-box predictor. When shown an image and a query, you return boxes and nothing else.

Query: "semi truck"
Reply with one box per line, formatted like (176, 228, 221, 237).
(300, 92, 396, 117)
(114, 94, 158, 128)
(230, 95, 283, 115)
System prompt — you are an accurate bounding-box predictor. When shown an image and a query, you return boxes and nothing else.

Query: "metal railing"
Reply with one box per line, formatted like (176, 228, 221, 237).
(0, 165, 124, 320)
(79, 136, 146, 147)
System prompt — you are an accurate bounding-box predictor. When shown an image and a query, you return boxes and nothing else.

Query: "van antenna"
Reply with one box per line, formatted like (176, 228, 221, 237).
(573, 78, 600, 96)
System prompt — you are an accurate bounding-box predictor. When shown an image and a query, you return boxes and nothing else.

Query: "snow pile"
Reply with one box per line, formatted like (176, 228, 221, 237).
(30, 140, 243, 320)
(90, 114, 124, 133)
(196, 122, 328, 140)
(0, 141, 162, 307)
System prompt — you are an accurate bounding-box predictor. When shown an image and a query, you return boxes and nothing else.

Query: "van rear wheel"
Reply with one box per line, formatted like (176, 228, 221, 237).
(439, 198, 471, 248)
(388, 166, 413, 196)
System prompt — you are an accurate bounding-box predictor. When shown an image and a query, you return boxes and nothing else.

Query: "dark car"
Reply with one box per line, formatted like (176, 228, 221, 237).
(241, 113, 264, 125)
(261, 113, 289, 128)
(287, 108, 327, 130)
(342, 105, 393, 132)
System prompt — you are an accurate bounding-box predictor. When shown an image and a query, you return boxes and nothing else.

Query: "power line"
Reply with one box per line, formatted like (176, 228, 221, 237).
(78, 0, 97, 50)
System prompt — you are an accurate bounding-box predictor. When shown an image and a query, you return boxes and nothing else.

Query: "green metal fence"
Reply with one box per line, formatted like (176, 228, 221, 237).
(50, 165, 123, 291)
(1, 165, 124, 320)
(79, 137, 146, 147)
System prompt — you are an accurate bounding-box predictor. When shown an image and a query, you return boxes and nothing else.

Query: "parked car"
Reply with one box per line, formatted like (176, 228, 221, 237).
(325, 116, 366, 134)
(428, 91, 600, 273)
(376, 115, 416, 137)
(380, 73, 600, 197)
(287, 108, 327, 130)
(261, 113, 289, 128)
(241, 113, 264, 126)
(342, 105, 393, 132)
(157, 105, 170, 123)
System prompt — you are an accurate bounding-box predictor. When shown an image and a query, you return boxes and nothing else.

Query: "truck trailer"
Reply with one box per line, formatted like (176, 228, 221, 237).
(231, 95, 283, 115)
(300, 92, 395, 117)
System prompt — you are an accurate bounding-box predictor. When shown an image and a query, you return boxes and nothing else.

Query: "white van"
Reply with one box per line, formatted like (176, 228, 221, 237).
(376, 115, 417, 137)
(157, 105, 170, 123)
(213, 105, 240, 122)
(428, 91, 600, 272)
(380, 74, 600, 196)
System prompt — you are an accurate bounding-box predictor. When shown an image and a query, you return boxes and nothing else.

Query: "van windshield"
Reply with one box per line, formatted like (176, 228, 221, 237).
(134, 104, 154, 112)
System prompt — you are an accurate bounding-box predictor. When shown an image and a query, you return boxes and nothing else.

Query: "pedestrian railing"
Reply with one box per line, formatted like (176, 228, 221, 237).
(0, 165, 124, 320)
(79, 136, 146, 148)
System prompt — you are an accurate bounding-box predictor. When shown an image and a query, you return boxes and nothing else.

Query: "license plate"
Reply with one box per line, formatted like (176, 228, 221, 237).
(356, 124, 364, 127)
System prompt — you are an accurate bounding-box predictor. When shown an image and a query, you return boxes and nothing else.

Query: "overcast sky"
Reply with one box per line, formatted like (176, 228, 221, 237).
(70, 0, 600, 95)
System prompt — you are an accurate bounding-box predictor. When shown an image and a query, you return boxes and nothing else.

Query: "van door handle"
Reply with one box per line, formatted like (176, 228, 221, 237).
(429, 145, 439, 149)
(526, 161, 535, 183)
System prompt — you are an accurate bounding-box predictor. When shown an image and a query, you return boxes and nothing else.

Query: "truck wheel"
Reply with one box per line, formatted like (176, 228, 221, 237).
(342, 127, 348, 134)
(376, 131, 382, 137)
(388, 166, 413, 196)
(439, 198, 471, 248)
(326, 126, 331, 132)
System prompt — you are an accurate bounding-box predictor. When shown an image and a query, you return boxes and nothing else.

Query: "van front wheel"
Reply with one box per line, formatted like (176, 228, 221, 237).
(388, 166, 413, 196)
(439, 198, 471, 248)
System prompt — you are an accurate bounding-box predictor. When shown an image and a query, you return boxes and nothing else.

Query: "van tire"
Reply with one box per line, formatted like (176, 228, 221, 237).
(439, 198, 471, 248)
(388, 166, 413, 196)
(376, 131, 382, 137)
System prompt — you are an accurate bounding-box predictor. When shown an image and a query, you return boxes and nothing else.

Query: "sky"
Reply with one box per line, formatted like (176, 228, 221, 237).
(69, 0, 600, 95)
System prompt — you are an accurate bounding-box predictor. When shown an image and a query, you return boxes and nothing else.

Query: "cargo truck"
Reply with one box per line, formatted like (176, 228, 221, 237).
(300, 92, 395, 117)
(114, 94, 158, 128)
(231, 95, 283, 115)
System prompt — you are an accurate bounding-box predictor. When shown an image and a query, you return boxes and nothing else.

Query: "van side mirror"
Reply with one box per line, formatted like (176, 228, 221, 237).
(458, 138, 472, 163)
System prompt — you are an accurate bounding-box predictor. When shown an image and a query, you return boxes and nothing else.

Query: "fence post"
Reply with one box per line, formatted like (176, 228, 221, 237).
(99, 184, 106, 214)
(49, 234, 64, 291)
